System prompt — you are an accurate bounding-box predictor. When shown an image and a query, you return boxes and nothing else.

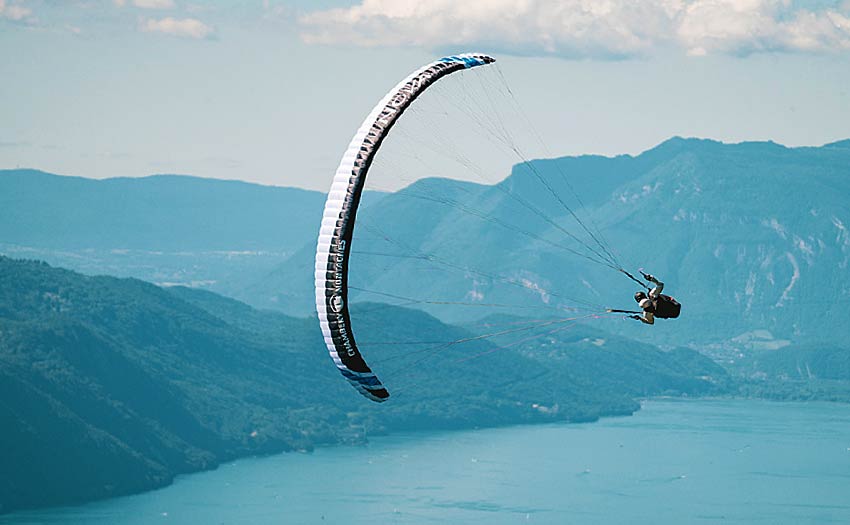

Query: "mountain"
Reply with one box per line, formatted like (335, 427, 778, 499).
(0, 257, 344, 512)
(744, 342, 850, 381)
(4, 137, 849, 351)
(0, 169, 325, 251)
(477, 313, 731, 398)
(728, 341, 850, 402)
(0, 256, 724, 513)
(253, 137, 850, 353)
(0, 169, 329, 299)
(595, 138, 850, 347)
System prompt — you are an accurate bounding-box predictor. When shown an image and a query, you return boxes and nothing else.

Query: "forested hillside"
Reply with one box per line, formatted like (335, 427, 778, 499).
(0, 257, 723, 513)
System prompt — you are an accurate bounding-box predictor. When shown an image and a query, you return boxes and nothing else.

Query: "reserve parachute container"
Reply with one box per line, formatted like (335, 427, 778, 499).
(315, 54, 496, 402)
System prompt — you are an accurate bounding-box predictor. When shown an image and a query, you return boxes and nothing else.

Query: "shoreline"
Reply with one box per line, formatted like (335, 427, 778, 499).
(10, 395, 846, 517)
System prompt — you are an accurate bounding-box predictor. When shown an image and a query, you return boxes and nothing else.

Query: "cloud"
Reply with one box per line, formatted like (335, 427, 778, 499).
(298, 0, 850, 58)
(0, 0, 33, 22)
(678, 0, 850, 56)
(114, 0, 177, 9)
(132, 0, 175, 8)
(140, 16, 214, 38)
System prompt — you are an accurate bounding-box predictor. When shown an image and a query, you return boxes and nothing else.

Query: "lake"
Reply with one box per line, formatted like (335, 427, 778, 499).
(3, 399, 850, 524)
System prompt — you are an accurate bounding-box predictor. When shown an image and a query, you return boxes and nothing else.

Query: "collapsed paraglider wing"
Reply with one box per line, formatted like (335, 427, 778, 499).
(314, 53, 496, 402)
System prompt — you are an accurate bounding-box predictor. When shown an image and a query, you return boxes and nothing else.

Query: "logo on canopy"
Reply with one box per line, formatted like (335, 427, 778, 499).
(331, 294, 344, 313)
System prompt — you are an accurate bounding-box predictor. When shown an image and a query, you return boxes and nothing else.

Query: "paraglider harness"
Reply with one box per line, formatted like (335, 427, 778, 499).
(646, 294, 681, 319)
(608, 270, 681, 319)
(608, 296, 680, 319)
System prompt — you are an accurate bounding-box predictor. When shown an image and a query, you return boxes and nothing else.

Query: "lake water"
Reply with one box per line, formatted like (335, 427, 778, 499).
(4, 399, 850, 524)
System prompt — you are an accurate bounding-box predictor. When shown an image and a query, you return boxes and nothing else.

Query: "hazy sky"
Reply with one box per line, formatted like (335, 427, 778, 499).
(2, 0, 849, 191)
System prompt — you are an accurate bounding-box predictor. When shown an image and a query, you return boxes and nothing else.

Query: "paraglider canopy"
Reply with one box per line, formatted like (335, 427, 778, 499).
(315, 53, 496, 402)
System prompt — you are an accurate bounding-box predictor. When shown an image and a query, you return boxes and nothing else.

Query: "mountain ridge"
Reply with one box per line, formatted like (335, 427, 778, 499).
(4, 136, 850, 349)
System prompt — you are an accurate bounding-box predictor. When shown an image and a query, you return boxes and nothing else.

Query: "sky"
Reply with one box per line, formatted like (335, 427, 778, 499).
(2, 0, 849, 191)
